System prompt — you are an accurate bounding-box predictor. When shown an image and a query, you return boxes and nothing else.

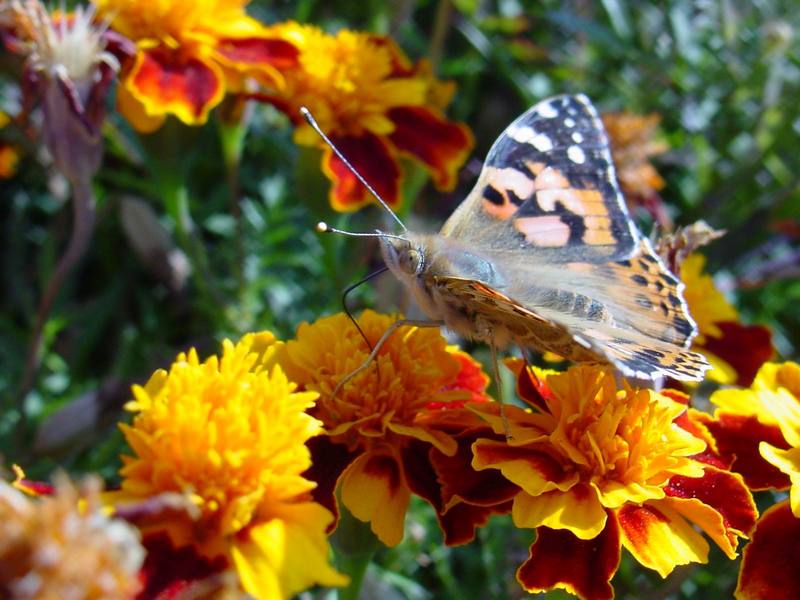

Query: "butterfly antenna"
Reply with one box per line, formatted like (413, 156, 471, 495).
(316, 222, 410, 244)
(300, 107, 407, 232)
(342, 266, 389, 352)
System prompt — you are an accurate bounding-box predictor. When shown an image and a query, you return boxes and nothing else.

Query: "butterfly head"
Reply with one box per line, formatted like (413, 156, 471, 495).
(379, 235, 427, 278)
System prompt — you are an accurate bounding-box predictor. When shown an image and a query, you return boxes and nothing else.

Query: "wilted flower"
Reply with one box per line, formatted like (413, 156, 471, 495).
(602, 111, 672, 228)
(681, 253, 773, 385)
(272, 310, 493, 547)
(263, 22, 473, 211)
(0, 473, 144, 600)
(109, 331, 347, 599)
(470, 362, 756, 600)
(4, 0, 129, 182)
(93, 0, 298, 132)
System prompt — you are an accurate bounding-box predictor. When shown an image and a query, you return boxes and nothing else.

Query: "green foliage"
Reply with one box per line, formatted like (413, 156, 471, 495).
(0, 1, 798, 598)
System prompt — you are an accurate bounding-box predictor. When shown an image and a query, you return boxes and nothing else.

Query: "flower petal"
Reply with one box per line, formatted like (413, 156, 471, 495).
(736, 501, 800, 600)
(617, 501, 709, 577)
(665, 465, 758, 554)
(388, 106, 474, 191)
(513, 485, 607, 539)
(231, 503, 348, 599)
(126, 45, 225, 128)
(760, 443, 800, 517)
(214, 36, 298, 71)
(304, 436, 357, 528)
(696, 411, 791, 490)
(517, 516, 620, 600)
(321, 132, 401, 212)
(340, 450, 410, 547)
(439, 499, 513, 546)
(701, 321, 774, 386)
(472, 439, 578, 496)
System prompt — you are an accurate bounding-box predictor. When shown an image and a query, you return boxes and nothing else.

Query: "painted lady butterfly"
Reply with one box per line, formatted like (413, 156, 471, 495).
(375, 94, 709, 381)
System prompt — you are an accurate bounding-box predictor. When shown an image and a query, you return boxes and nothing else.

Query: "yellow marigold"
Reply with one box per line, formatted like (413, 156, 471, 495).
(113, 331, 347, 599)
(0, 474, 144, 600)
(471, 362, 756, 600)
(93, 0, 298, 132)
(264, 22, 473, 211)
(272, 310, 492, 547)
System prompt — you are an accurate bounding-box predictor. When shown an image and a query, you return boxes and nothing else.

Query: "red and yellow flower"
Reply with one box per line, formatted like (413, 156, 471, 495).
(681, 253, 773, 385)
(470, 361, 756, 600)
(262, 22, 474, 211)
(694, 361, 800, 599)
(108, 331, 347, 599)
(0, 111, 20, 179)
(271, 310, 494, 547)
(93, 0, 298, 132)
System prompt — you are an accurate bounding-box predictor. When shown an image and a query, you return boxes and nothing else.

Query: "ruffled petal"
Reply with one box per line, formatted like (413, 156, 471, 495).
(388, 106, 474, 191)
(517, 515, 620, 600)
(231, 503, 348, 599)
(438, 499, 513, 546)
(513, 484, 607, 540)
(617, 501, 709, 577)
(472, 438, 579, 496)
(759, 443, 800, 516)
(388, 421, 457, 456)
(340, 450, 410, 547)
(695, 410, 791, 490)
(321, 132, 401, 212)
(665, 465, 758, 553)
(125, 45, 225, 128)
(736, 501, 800, 600)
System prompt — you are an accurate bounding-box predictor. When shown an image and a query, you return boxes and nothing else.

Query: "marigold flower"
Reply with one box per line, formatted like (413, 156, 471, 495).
(263, 22, 473, 211)
(110, 331, 347, 599)
(681, 253, 773, 385)
(470, 361, 756, 600)
(0, 474, 144, 600)
(93, 0, 298, 132)
(698, 361, 800, 599)
(272, 310, 493, 546)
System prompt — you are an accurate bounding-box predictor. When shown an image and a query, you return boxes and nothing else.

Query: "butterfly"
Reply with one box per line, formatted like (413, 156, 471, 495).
(308, 94, 709, 381)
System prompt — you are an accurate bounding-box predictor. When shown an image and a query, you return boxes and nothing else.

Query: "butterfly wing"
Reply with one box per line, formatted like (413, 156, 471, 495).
(441, 94, 638, 263)
(435, 93, 708, 380)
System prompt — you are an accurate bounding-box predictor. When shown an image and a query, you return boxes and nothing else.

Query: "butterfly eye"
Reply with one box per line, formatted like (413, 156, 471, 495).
(402, 248, 424, 275)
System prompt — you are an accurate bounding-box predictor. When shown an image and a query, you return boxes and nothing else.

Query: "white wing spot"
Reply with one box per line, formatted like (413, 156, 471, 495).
(571, 132, 584, 143)
(531, 133, 553, 152)
(567, 145, 586, 164)
(564, 118, 576, 127)
(537, 102, 558, 118)
(508, 125, 535, 143)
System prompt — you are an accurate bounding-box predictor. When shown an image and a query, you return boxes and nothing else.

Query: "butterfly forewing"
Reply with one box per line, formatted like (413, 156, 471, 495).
(441, 94, 638, 263)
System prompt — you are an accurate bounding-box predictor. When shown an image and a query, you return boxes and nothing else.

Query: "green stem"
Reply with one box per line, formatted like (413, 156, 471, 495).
(331, 505, 381, 600)
(218, 112, 249, 294)
(428, 0, 452, 71)
(160, 180, 225, 320)
(15, 177, 97, 450)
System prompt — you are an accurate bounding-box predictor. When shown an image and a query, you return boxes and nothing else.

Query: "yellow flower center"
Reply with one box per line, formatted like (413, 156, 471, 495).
(545, 367, 705, 492)
(119, 332, 321, 539)
(269, 22, 426, 139)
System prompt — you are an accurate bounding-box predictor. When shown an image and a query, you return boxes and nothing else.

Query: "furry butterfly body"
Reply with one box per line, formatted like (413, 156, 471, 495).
(379, 94, 709, 381)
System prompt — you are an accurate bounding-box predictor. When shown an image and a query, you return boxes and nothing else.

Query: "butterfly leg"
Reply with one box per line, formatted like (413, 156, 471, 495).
(330, 318, 444, 401)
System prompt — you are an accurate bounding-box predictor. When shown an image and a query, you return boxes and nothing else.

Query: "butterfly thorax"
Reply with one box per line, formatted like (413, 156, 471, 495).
(380, 233, 535, 348)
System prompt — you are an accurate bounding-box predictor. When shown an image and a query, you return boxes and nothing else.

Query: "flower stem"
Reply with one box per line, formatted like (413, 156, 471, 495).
(16, 177, 96, 433)
(331, 505, 381, 600)
(429, 0, 452, 71)
(218, 112, 249, 294)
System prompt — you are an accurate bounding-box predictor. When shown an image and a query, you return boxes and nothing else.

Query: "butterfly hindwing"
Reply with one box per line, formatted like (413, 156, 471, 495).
(441, 94, 638, 263)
